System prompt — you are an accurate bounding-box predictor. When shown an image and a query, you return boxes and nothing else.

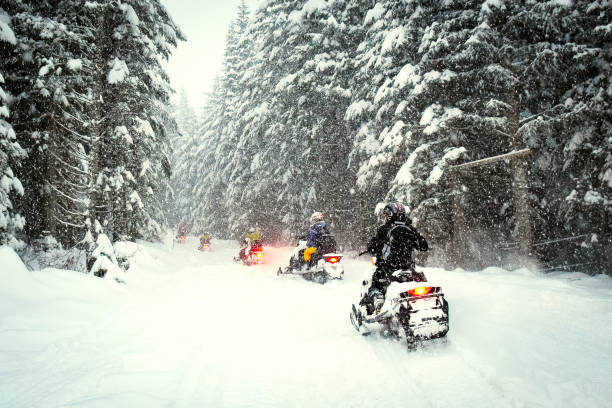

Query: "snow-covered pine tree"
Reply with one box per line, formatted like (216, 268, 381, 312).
(222, 0, 308, 242)
(87, 0, 183, 244)
(174, 88, 200, 140)
(201, 21, 244, 236)
(193, 2, 253, 239)
(0, 6, 26, 248)
(479, 0, 612, 270)
(187, 80, 224, 236)
(266, 0, 357, 243)
(168, 88, 199, 229)
(381, 2, 520, 267)
(346, 1, 455, 251)
(345, 0, 611, 270)
(5, 1, 95, 247)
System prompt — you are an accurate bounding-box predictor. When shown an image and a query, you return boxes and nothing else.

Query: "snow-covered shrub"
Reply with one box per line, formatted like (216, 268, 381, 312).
(89, 233, 126, 283)
(20, 233, 86, 272)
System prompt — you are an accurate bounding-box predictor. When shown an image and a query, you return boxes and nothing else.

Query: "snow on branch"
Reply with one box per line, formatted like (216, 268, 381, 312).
(107, 58, 129, 84)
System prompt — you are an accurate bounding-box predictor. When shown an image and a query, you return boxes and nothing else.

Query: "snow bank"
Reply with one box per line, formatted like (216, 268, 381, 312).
(0, 246, 37, 302)
(1, 241, 612, 407)
(0, 245, 125, 319)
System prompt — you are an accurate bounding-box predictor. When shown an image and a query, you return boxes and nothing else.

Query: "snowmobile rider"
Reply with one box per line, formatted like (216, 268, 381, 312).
(239, 227, 262, 260)
(361, 202, 428, 315)
(199, 232, 211, 248)
(298, 211, 336, 268)
(177, 222, 187, 239)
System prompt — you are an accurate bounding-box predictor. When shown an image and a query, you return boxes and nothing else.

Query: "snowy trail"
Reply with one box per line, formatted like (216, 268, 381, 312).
(1, 239, 611, 407)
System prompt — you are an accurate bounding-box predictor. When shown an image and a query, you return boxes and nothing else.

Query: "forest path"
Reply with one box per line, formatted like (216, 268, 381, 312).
(1, 238, 611, 407)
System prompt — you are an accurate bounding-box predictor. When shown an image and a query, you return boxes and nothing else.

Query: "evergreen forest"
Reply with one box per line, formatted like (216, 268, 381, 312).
(1, 0, 610, 274)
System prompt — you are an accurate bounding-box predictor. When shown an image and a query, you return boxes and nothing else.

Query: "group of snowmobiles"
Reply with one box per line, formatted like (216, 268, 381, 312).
(278, 205, 449, 350)
(173, 226, 213, 251)
(183, 202, 450, 350)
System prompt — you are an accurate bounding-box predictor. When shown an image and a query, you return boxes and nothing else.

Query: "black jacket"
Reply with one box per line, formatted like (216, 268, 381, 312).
(367, 215, 428, 272)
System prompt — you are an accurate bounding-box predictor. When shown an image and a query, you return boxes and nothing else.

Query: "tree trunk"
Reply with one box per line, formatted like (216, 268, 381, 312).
(450, 170, 467, 268)
(507, 89, 532, 258)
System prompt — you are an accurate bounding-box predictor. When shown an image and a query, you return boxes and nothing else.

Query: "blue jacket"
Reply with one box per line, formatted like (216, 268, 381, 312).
(307, 221, 328, 247)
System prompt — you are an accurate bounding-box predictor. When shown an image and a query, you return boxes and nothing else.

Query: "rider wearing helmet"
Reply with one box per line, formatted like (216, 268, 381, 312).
(361, 202, 428, 315)
(199, 232, 211, 249)
(245, 227, 261, 243)
(239, 227, 262, 260)
(177, 221, 187, 238)
(301, 211, 336, 266)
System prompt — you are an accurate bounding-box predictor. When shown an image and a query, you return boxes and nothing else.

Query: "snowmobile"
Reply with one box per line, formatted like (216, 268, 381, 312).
(277, 238, 344, 284)
(350, 262, 449, 349)
(234, 240, 264, 265)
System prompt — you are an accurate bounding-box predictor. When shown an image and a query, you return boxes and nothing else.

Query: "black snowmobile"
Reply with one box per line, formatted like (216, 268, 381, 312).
(350, 263, 449, 349)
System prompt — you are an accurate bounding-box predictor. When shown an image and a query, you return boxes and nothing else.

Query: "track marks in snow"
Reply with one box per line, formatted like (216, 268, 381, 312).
(3, 238, 612, 407)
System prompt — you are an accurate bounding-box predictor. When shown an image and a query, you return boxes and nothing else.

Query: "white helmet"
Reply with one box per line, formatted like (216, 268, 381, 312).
(248, 227, 255, 233)
(310, 211, 324, 224)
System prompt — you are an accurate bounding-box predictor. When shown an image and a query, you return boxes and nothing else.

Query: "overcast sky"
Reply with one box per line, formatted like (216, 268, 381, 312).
(161, 0, 252, 110)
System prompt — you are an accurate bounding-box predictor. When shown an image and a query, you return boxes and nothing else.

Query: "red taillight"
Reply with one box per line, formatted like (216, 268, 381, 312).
(255, 252, 263, 257)
(408, 286, 432, 296)
(325, 255, 342, 263)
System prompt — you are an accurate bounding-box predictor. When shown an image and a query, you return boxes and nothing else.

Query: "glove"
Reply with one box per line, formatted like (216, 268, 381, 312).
(304, 246, 317, 261)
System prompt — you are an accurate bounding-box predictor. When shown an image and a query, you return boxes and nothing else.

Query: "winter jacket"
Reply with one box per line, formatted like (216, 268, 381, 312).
(307, 221, 329, 248)
(367, 215, 428, 272)
(245, 231, 261, 243)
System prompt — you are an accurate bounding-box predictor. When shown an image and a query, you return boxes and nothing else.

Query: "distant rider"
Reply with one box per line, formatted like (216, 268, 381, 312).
(199, 232, 211, 249)
(361, 202, 428, 315)
(239, 227, 262, 260)
(177, 221, 187, 239)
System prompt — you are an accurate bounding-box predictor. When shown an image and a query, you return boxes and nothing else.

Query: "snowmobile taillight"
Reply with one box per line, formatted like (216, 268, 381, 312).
(408, 286, 432, 296)
(324, 255, 342, 263)
(255, 252, 263, 257)
(180, 236, 186, 241)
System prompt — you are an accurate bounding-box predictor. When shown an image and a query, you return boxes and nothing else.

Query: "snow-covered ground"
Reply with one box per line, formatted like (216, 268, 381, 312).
(1, 239, 611, 408)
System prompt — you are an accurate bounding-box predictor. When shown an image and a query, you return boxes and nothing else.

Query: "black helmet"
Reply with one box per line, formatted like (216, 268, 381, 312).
(381, 202, 407, 222)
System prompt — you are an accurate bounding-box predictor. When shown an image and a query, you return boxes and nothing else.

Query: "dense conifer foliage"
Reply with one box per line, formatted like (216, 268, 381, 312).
(173, 0, 610, 272)
(2, 0, 609, 273)
(0, 7, 26, 248)
(0, 0, 183, 273)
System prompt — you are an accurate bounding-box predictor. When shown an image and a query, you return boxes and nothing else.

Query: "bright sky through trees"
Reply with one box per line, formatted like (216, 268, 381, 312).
(161, 0, 248, 109)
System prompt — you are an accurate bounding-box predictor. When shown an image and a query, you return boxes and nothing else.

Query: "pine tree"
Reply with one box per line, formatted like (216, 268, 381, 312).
(6, 0, 96, 247)
(193, 2, 254, 239)
(0, 6, 26, 248)
(87, 0, 183, 245)
(268, 0, 357, 242)
(478, 0, 612, 270)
